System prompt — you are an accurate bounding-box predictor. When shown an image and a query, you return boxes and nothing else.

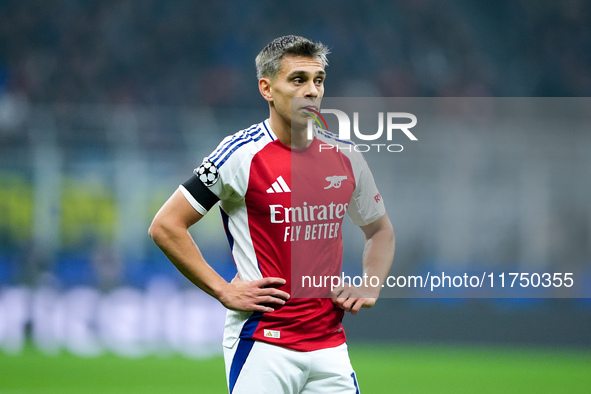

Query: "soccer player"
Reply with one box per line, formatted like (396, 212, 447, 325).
(149, 35, 394, 393)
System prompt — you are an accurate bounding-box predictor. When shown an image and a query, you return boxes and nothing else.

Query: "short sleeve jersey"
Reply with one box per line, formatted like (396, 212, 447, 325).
(180, 119, 385, 352)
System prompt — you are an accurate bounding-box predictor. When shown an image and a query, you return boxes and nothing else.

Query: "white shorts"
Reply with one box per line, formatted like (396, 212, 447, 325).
(223, 340, 360, 394)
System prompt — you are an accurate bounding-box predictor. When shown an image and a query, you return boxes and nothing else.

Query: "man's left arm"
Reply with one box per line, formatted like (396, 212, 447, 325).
(332, 213, 395, 315)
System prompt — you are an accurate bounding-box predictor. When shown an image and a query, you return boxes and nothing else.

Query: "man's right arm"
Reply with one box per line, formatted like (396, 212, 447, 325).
(148, 188, 290, 312)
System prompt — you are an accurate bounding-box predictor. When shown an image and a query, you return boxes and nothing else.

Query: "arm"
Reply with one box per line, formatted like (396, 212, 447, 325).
(148, 189, 290, 313)
(332, 213, 395, 315)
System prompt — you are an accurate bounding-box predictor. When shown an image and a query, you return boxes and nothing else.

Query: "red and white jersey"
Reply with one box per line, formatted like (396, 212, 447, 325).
(180, 119, 385, 352)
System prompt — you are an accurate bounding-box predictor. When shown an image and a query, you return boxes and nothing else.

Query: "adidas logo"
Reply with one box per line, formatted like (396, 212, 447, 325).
(263, 329, 281, 339)
(266, 176, 291, 193)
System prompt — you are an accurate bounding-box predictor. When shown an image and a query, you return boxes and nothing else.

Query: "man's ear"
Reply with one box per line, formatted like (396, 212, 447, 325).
(259, 78, 273, 102)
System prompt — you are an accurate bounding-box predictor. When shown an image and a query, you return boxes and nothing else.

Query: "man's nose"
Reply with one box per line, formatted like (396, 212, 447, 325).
(304, 81, 319, 97)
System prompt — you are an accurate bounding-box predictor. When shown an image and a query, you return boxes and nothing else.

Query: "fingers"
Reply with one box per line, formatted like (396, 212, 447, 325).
(334, 297, 374, 315)
(331, 286, 377, 315)
(330, 282, 351, 303)
(331, 285, 354, 307)
(333, 294, 357, 312)
(258, 287, 291, 303)
(344, 299, 362, 315)
(253, 277, 290, 301)
(222, 276, 290, 313)
(255, 276, 287, 288)
(251, 303, 278, 313)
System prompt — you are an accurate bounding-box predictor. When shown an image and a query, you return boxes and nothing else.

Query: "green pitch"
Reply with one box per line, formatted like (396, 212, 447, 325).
(1, 343, 590, 393)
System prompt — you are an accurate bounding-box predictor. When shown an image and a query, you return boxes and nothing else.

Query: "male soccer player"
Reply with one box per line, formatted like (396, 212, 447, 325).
(149, 35, 394, 393)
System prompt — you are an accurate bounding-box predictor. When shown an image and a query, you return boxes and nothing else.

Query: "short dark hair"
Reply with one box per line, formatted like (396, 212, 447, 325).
(255, 35, 330, 79)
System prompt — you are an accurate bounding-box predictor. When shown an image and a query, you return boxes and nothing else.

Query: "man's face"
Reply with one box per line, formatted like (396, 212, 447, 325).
(266, 55, 325, 128)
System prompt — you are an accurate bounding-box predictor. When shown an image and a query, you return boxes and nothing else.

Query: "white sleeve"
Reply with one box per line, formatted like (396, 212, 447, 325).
(346, 152, 386, 227)
(180, 131, 255, 214)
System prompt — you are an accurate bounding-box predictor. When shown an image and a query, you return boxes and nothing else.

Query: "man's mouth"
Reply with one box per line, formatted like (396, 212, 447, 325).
(302, 105, 319, 114)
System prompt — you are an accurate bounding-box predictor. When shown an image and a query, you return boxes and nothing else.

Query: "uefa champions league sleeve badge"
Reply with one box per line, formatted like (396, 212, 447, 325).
(195, 160, 220, 186)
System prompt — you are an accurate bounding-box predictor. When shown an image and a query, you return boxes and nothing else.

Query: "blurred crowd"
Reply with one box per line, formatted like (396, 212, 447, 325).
(0, 0, 590, 108)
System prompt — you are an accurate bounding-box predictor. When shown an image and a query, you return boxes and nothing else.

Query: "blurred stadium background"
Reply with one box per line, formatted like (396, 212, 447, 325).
(1, 0, 590, 392)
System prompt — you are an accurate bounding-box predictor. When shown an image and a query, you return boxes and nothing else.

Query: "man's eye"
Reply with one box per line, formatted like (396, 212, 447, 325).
(293, 78, 303, 84)
(315, 78, 324, 85)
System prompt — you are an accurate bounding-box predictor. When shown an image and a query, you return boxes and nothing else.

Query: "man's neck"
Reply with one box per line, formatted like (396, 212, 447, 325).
(269, 112, 313, 149)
